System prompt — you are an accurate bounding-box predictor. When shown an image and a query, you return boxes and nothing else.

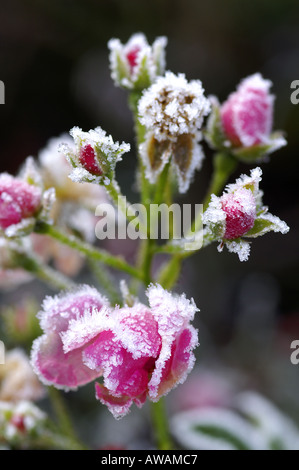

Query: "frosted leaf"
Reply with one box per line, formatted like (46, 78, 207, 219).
(244, 211, 290, 238)
(202, 194, 226, 240)
(171, 407, 268, 450)
(4, 217, 36, 239)
(234, 391, 299, 450)
(139, 131, 172, 184)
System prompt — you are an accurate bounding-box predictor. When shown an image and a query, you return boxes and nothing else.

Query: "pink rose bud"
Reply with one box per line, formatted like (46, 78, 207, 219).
(59, 127, 130, 184)
(220, 73, 274, 148)
(221, 188, 256, 239)
(31, 284, 199, 418)
(0, 174, 42, 231)
(108, 33, 167, 90)
(203, 167, 289, 262)
(79, 144, 103, 176)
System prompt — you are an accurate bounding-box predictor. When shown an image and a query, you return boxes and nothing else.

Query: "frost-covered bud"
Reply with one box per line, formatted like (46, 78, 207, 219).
(31, 284, 199, 419)
(108, 33, 167, 90)
(0, 157, 56, 238)
(138, 72, 211, 193)
(39, 134, 108, 210)
(203, 167, 289, 261)
(59, 126, 130, 186)
(38, 134, 109, 271)
(0, 174, 42, 235)
(206, 74, 286, 162)
(221, 188, 256, 240)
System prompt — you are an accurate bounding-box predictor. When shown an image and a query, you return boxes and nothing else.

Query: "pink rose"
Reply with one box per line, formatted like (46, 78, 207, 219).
(31, 284, 199, 418)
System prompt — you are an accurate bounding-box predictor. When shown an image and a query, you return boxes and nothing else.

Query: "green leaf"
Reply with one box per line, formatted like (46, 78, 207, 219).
(193, 424, 251, 450)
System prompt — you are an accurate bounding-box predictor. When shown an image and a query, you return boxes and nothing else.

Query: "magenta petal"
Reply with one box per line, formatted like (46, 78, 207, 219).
(146, 285, 199, 400)
(31, 286, 109, 390)
(83, 332, 153, 398)
(220, 74, 273, 148)
(38, 286, 108, 334)
(95, 382, 133, 419)
(113, 306, 161, 359)
(31, 333, 100, 390)
(0, 174, 42, 230)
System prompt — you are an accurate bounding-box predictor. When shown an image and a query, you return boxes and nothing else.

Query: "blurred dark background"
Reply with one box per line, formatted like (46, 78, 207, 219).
(1, 0, 299, 444)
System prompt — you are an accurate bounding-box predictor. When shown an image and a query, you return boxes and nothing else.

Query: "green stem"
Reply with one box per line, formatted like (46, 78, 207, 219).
(150, 399, 173, 450)
(34, 221, 144, 282)
(17, 253, 76, 291)
(203, 151, 237, 210)
(128, 92, 174, 450)
(156, 254, 183, 290)
(48, 387, 77, 440)
(155, 152, 238, 290)
(128, 91, 152, 207)
(32, 429, 88, 450)
(88, 259, 122, 305)
(105, 178, 148, 237)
